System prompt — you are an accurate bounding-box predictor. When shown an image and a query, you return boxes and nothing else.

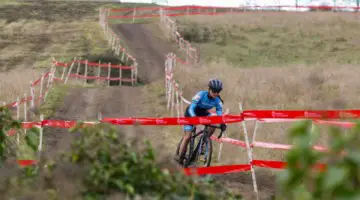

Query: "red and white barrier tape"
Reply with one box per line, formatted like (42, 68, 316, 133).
(109, 5, 360, 15)
(1, 72, 53, 109)
(16, 158, 327, 174)
(243, 110, 360, 119)
(53, 60, 134, 70)
(5, 115, 243, 132)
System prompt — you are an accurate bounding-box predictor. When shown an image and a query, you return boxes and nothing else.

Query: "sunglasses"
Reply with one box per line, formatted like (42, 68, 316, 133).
(210, 88, 221, 93)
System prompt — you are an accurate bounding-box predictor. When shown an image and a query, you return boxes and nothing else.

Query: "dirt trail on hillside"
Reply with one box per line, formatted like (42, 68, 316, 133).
(110, 23, 173, 84)
(44, 23, 173, 159)
(43, 86, 143, 159)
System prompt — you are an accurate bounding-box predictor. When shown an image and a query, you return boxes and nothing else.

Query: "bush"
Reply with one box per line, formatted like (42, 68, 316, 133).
(276, 120, 360, 199)
(177, 22, 231, 46)
(67, 123, 242, 199)
(0, 107, 39, 165)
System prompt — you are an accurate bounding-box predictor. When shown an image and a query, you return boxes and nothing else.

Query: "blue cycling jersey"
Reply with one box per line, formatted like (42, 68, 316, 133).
(188, 90, 223, 117)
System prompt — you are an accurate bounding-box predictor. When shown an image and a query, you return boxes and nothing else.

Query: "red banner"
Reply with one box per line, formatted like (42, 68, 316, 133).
(103, 115, 243, 125)
(252, 160, 327, 171)
(184, 164, 251, 176)
(15, 158, 327, 173)
(6, 114, 360, 131)
(243, 110, 360, 119)
(4, 115, 243, 132)
(17, 160, 38, 167)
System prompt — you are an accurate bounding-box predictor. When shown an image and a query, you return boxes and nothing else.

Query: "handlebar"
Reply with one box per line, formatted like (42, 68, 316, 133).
(204, 124, 225, 139)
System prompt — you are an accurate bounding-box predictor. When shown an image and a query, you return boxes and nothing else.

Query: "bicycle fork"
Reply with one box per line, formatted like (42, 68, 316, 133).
(197, 137, 209, 162)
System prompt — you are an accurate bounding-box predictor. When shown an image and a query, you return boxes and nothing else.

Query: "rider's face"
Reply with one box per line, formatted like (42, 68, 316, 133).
(209, 89, 219, 98)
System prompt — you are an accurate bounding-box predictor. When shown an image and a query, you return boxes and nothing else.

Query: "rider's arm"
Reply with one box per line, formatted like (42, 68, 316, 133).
(188, 91, 205, 117)
(215, 98, 223, 116)
(216, 99, 227, 132)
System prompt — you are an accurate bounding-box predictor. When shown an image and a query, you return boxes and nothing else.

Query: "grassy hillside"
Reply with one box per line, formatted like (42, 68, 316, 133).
(0, 1, 118, 104)
(175, 12, 360, 67)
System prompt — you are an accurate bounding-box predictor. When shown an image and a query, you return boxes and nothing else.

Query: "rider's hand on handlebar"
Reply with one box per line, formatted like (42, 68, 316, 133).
(220, 123, 227, 132)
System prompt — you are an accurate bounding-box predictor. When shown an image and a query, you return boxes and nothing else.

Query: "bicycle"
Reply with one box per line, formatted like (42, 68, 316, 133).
(175, 124, 225, 168)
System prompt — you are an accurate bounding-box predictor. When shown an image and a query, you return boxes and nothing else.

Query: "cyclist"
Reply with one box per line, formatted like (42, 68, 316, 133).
(175, 78, 227, 165)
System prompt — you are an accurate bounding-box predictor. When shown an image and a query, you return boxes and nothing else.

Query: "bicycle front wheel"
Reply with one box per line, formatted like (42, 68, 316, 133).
(193, 136, 212, 167)
(175, 136, 195, 168)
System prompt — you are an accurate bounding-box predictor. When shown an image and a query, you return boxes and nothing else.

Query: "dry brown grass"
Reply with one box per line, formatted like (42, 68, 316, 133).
(0, 69, 41, 104)
(164, 12, 360, 168)
(174, 12, 360, 66)
(172, 60, 360, 164)
(138, 80, 181, 151)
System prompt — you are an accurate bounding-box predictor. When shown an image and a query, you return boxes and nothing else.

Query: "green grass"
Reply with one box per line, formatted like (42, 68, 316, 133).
(0, 0, 20, 6)
(106, 3, 159, 25)
(39, 84, 69, 119)
(16, 136, 36, 161)
(0, 4, 110, 71)
(35, 21, 111, 69)
(175, 12, 360, 67)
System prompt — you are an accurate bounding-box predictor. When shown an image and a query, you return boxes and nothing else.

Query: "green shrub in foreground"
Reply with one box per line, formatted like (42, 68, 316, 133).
(0, 107, 39, 166)
(276, 120, 360, 200)
(67, 123, 242, 200)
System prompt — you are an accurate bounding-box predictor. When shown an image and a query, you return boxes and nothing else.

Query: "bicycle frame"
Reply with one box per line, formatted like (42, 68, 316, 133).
(186, 124, 223, 167)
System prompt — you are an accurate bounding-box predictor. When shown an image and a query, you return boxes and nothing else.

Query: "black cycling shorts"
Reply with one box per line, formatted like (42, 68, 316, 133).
(183, 106, 211, 131)
(184, 105, 211, 117)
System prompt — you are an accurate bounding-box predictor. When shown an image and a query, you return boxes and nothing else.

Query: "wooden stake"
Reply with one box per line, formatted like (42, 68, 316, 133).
(84, 60, 88, 86)
(107, 62, 111, 87)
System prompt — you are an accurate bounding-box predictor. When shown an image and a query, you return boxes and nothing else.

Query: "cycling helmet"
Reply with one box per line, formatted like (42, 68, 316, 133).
(208, 79, 223, 93)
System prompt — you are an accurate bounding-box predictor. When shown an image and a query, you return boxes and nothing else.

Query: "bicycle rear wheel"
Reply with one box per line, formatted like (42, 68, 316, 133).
(193, 135, 212, 167)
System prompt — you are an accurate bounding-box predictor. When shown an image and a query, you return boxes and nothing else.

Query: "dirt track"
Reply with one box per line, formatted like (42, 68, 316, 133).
(42, 23, 182, 176)
(110, 23, 173, 84)
(43, 23, 173, 158)
(43, 86, 142, 158)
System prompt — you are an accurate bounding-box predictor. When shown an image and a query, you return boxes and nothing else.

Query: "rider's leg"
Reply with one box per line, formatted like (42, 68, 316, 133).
(207, 126, 216, 136)
(176, 125, 193, 163)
